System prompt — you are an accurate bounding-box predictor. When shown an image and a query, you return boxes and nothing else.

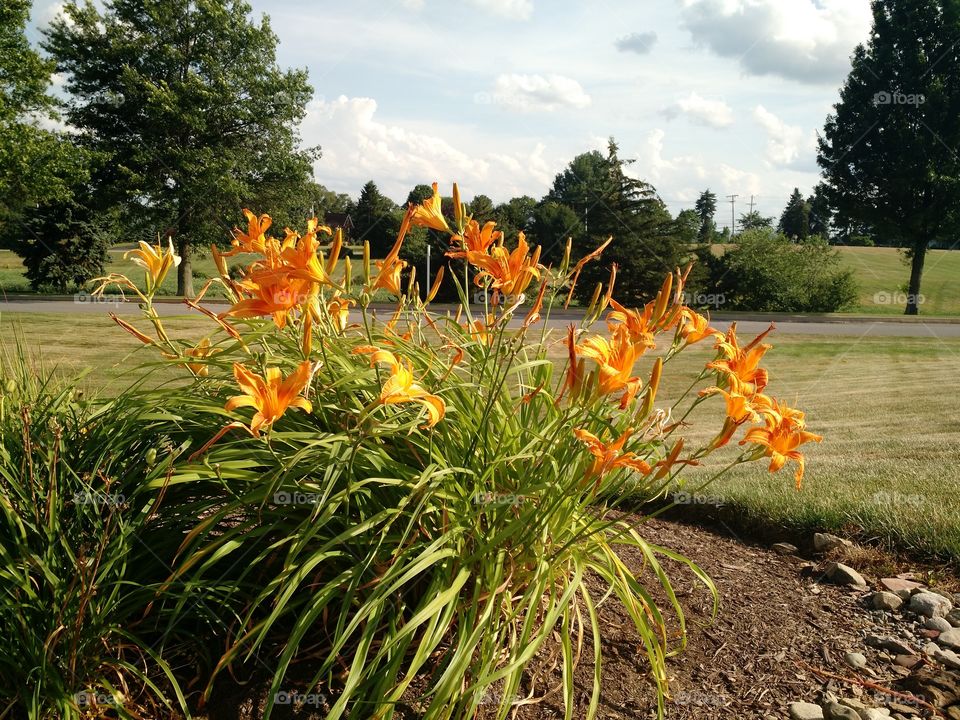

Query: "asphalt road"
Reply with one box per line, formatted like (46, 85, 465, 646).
(2, 298, 960, 338)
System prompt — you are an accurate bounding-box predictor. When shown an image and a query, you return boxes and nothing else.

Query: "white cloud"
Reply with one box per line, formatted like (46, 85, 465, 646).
(679, 0, 872, 84)
(487, 73, 591, 113)
(663, 92, 734, 128)
(752, 105, 815, 168)
(301, 95, 557, 201)
(469, 0, 533, 20)
(398, 0, 425, 10)
(615, 31, 658, 55)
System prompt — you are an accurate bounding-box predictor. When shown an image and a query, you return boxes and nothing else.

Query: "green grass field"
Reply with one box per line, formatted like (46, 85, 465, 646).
(3, 310, 959, 561)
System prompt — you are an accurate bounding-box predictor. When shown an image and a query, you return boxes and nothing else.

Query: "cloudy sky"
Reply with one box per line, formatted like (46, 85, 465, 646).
(32, 0, 875, 227)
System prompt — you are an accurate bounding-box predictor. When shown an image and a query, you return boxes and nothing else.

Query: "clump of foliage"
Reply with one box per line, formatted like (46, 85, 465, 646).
(702, 229, 859, 313)
(2, 182, 821, 719)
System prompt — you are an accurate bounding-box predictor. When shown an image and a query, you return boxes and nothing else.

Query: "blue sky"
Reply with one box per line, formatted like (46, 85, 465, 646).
(32, 0, 874, 227)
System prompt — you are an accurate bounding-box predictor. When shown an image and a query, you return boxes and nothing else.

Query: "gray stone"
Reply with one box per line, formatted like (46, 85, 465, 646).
(947, 609, 960, 627)
(924, 616, 953, 633)
(869, 591, 903, 612)
(923, 641, 941, 656)
(931, 646, 960, 670)
(865, 635, 915, 655)
(790, 702, 826, 720)
(880, 577, 923, 599)
(909, 591, 953, 618)
(843, 652, 867, 670)
(814, 532, 853, 552)
(939, 627, 960, 650)
(773, 542, 799, 555)
(863, 711, 891, 720)
(825, 703, 861, 720)
(826, 562, 866, 587)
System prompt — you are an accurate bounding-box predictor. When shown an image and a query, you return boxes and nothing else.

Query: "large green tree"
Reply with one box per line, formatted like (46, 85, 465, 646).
(45, 0, 318, 296)
(0, 0, 85, 228)
(694, 189, 718, 243)
(352, 180, 400, 257)
(817, 0, 960, 314)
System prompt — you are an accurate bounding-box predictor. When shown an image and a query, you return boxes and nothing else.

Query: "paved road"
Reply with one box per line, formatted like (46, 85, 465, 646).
(2, 299, 960, 338)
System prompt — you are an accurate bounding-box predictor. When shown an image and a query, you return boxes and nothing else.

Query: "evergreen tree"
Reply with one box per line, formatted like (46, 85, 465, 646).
(45, 0, 318, 296)
(807, 185, 833, 238)
(351, 180, 400, 257)
(817, 0, 960, 313)
(739, 211, 775, 232)
(468, 194, 495, 224)
(778, 188, 811, 240)
(694, 189, 718, 243)
(493, 195, 537, 239)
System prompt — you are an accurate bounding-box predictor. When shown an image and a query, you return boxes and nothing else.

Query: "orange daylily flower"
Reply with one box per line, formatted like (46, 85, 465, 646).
(125, 238, 181, 291)
(739, 401, 822, 488)
(410, 182, 451, 233)
(708, 322, 774, 395)
(521, 281, 547, 329)
(653, 438, 699, 480)
(576, 327, 642, 408)
(574, 427, 652, 487)
(700, 386, 773, 424)
(680, 307, 721, 345)
(606, 299, 656, 352)
(467, 314, 497, 345)
(371, 211, 410, 297)
(368, 349, 445, 428)
(225, 361, 313, 435)
(228, 209, 274, 256)
(224, 269, 313, 328)
(449, 219, 502, 257)
(184, 338, 220, 377)
(327, 295, 355, 332)
(467, 232, 542, 297)
(281, 222, 334, 286)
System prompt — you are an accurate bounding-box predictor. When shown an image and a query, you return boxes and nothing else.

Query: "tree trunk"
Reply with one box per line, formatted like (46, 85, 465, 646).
(905, 242, 926, 316)
(177, 236, 194, 298)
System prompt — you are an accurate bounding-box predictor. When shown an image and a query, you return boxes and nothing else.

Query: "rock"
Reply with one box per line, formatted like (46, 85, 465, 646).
(893, 654, 921, 669)
(947, 609, 960, 627)
(862, 709, 892, 720)
(843, 652, 867, 670)
(909, 591, 953, 618)
(931, 646, 960, 670)
(814, 532, 853, 552)
(923, 641, 941, 656)
(826, 562, 867, 587)
(888, 703, 921, 717)
(920, 628, 942, 639)
(773, 542, 799, 555)
(924, 616, 953, 632)
(869, 591, 904, 612)
(880, 577, 923, 599)
(790, 702, 826, 720)
(939, 627, 960, 649)
(865, 635, 915, 655)
(836, 698, 867, 714)
(825, 703, 861, 720)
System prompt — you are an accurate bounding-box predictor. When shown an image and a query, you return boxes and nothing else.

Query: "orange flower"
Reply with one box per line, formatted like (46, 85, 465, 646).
(184, 338, 220, 377)
(606, 299, 656, 352)
(574, 427, 652, 487)
(371, 211, 410, 298)
(680, 307, 721, 345)
(467, 314, 496, 345)
(467, 232, 542, 297)
(228, 209, 274, 256)
(327, 295, 355, 332)
(653, 438, 699, 480)
(740, 401, 822, 488)
(576, 327, 642, 408)
(125, 238, 181, 291)
(558, 324, 587, 402)
(708, 322, 774, 395)
(449, 219, 501, 257)
(367, 349, 445, 428)
(224, 269, 312, 328)
(281, 221, 334, 286)
(225, 361, 313, 435)
(700, 386, 773, 424)
(409, 182, 450, 233)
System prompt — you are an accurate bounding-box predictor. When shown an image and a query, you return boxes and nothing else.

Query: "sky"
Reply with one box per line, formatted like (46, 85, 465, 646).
(30, 0, 875, 228)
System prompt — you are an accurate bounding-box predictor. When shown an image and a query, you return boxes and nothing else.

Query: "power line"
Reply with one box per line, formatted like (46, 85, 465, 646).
(726, 194, 738, 234)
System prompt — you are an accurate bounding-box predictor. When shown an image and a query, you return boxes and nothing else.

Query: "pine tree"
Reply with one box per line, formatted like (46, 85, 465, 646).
(352, 181, 400, 257)
(694, 190, 718, 243)
(778, 188, 810, 240)
(817, 0, 960, 314)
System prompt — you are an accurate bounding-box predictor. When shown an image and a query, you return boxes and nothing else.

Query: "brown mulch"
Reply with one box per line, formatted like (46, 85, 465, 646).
(205, 517, 960, 719)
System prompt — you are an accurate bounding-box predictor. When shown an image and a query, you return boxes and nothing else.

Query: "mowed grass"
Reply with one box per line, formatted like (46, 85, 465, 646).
(655, 332, 960, 562)
(2, 311, 960, 561)
(836, 246, 960, 316)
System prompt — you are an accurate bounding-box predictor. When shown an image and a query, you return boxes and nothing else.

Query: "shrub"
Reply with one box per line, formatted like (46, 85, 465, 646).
(704, 229, 859, 312)
(11, 183, 821, 719)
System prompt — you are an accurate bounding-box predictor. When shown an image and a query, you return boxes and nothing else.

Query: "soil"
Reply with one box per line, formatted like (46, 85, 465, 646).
(203, 517, 960, 719)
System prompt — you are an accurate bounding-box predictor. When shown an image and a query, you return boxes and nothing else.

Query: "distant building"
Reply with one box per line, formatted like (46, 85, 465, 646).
(324, 213, 354, 240)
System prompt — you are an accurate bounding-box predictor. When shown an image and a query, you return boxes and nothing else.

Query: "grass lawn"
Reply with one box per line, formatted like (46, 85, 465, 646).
(2, 310, 960, 561)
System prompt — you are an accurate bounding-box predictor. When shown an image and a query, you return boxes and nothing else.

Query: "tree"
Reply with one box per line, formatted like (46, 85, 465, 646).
(468, 194, 495, 225)
(817, 0, 960, 314)
(694, 189, 718, 243)
(738, 211, 775, 232)
(674, 209, 701, 245)
(45, 0, 319, 297)
(493, 195, 537, 239)
(352, 181, 400, 257)
(807, 185, 832, 238)
(778, 188, 810, 240)
(530, 201, 583, 266)
(0, 0, 86, 228)
(549, 139, 690, 303)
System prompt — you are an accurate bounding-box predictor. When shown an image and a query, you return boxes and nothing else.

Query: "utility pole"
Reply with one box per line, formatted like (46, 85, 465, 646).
(726, 194, 738, 236)
(748, 195, 756, 214)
